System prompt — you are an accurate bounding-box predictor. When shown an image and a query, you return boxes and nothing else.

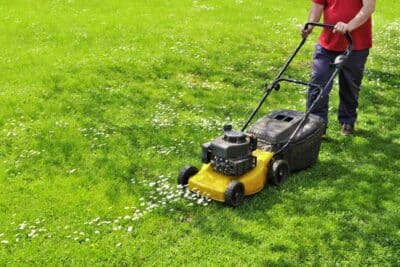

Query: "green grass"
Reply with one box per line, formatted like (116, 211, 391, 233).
(0, 0, 399, 265)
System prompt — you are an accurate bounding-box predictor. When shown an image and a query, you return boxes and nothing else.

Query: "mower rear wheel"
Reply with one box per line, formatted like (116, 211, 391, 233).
(177, 165, 198, 186)
(224, 181, 245, 207)
(268, 159, 289, 186)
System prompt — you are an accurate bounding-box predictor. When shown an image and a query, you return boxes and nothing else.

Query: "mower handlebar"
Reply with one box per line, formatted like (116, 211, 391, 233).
(304, 22, 353, 51)
(241, 23, 353, 133)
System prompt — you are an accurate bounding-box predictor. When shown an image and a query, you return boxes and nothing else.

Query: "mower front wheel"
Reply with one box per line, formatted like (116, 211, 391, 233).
(177, 165, 198, 186)
(268, 159, 289, 186)
(224, 181, 245, 207)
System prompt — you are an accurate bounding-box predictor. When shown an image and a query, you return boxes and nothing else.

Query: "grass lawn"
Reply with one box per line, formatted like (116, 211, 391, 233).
(0, 0, 399, 265)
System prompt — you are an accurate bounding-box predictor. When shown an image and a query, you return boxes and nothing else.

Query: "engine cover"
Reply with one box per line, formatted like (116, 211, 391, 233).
(202, 126, 257, 176)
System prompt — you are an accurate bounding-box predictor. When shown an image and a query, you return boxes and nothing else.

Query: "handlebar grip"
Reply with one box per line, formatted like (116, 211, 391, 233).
(304, 22, 353, 49)
(304, 22, 334, 30)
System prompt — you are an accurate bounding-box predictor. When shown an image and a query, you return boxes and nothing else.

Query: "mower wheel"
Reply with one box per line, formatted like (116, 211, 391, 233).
(224, 181, 245, 207)
(268, 159, 289, 186)
(177, 165, 198, 186)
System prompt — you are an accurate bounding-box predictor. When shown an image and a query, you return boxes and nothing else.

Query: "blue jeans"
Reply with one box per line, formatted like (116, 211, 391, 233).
(307, 44, 369, 127)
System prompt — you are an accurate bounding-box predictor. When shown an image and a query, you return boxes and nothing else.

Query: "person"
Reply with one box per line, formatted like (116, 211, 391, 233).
(301, 0, 376, 135)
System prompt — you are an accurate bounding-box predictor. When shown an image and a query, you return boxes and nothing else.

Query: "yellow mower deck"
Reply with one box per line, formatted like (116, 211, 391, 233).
(188, 149, 274, 202)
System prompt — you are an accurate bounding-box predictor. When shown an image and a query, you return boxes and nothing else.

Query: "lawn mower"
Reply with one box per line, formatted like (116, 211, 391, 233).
(178, 23, 353, 207)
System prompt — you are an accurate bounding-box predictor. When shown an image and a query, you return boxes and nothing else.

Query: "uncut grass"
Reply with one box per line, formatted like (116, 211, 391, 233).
(0, 0, 399, 265)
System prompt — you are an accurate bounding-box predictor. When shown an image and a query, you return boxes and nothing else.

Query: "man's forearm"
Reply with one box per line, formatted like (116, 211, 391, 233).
(348, 0, 375, 32)
(333, 0, 375, 34)
(308, 3, 324, 23)
(301, 2, 324, 38)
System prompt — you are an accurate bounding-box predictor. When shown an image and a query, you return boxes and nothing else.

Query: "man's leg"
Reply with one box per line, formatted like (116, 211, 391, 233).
(307, 44, 337, 126)
(338, 49, 370, 127)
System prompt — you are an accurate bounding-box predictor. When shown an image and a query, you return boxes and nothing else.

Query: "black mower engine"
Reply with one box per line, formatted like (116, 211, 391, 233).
(201, 125, 257, 176)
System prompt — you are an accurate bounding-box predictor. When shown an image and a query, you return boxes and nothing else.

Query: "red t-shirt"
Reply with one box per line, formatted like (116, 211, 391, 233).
(312, 0, 372, 51)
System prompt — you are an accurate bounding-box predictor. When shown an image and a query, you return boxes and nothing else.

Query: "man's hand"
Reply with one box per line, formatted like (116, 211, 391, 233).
(301, 26, 314, 38)
(333, 22, 351, 34)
